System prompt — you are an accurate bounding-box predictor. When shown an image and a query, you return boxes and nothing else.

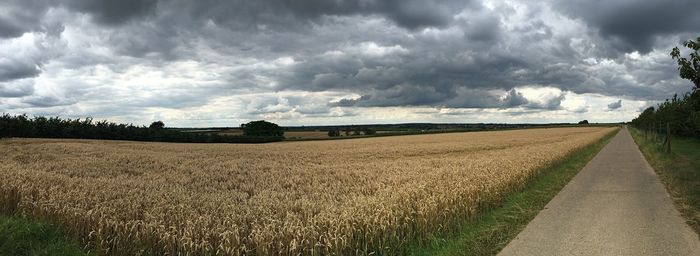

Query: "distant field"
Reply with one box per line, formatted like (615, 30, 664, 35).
(216, 129, 330, 139)
(0, 127, 615, 255)
(283, 130, 330, 139)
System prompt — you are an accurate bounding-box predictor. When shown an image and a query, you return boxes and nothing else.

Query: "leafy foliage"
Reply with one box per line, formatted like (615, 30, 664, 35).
(242, 120, 284, 137)
(632, 36, 700, 138)
(362, 127, 377, 135)
(327, 130, 340, 137)
(671, 36, 700, 88)
(149, 121, 165, 129)
(0, 114, 283, 143)
(631, 92, 700, 138)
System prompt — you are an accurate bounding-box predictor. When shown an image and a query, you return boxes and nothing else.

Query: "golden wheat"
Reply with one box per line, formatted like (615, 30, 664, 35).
(0, 127, 616, 255)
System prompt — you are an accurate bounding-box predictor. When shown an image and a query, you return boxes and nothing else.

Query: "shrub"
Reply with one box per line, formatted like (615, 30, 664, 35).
(243, 120, 284, 137)
(327, 130, 340, 137)
(149, 121, 165, 129)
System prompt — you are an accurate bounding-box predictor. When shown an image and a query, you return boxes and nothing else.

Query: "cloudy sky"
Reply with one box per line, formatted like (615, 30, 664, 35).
(1, 0, 699, 127)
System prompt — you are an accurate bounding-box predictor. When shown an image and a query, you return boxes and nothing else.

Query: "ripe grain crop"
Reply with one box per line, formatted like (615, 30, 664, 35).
(0, 127, 616, 255)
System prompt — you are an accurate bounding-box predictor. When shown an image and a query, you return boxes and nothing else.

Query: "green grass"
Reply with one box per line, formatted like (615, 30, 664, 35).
(408, 127, 620, 256)
(0, 215, 88, 256)
(629, 128, 700, 234)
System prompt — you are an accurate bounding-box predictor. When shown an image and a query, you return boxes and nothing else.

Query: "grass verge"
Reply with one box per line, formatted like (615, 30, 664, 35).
(629, 128, 700, 235)
(408, 127, 620, 256)
(0, 214, 88, 256)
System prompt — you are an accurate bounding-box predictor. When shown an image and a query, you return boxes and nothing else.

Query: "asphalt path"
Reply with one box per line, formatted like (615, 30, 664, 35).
(498, 127, 700, 255)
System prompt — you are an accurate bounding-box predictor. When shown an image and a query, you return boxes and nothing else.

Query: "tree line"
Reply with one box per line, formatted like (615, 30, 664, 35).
(631, 36, 700, 138)
(0, 114, 284, 143)
(327, 127, 376, 137)
(631, 92, 700, 137)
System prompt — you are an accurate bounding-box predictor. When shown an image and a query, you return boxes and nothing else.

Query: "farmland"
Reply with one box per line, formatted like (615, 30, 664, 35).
(215, 129, 331, 140)
(0, 127, 615, 255)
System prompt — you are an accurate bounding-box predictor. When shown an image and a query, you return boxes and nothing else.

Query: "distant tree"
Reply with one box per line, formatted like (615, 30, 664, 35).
(362, 127, 376, 135)
(578, 120, 589, 125)
(629, 36, 700, 137)
(344, 128, 351, 136)
(149, 121, 165, 129)
(243, 120, 284, 137)
(671, 36, 700, 89)
(327, 130, 340, 137)
(352, 129, 362, 136)
(0, 114, 284, 143)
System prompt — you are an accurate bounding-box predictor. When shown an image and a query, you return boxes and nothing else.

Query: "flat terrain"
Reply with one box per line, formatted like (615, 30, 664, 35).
(499, 128, 700, 255)
(630, 128, 700, 233)
(217, 129, 331, 139)
(280, 130, 330, 139)
(0, 127, 614, 255)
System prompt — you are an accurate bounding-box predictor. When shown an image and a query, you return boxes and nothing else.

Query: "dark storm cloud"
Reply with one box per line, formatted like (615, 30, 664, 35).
(22, 95, 76, 108)
(503, 89, 528, 107)
(529, 93, 565, 110)
(354, 83, 459, 107)
(607, 100, 622, 110)
(459, 11, 502, 42)
(173, 0, 472, 31)
(553, 0, 700, 53)
(328, 87, 556, 110)
(5, 0, 539, 110)
(0, 0, 159, 37)
(54, 0, 474, 62)
(2, 0, 698, 124)
(0, 18, 32, 39)
(280, 42, 539, 108)
(63, 0, 159, 25)
(0, 0, 52, 38)
(442, 89, 509, 109)
(0, 60, 41, 82)
(329, 95, 372, 108)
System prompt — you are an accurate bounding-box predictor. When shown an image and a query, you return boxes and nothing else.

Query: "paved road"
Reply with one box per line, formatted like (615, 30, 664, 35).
(498, 127, 700, 256)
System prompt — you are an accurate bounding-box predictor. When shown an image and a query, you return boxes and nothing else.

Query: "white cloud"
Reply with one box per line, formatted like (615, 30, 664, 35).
(0, 0, 696, 126)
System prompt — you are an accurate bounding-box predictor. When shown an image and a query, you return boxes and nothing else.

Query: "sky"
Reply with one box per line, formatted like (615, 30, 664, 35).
(1, 0, 699, 127)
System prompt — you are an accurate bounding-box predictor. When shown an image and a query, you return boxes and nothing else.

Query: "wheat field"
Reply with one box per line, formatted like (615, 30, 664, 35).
(0, 127, 616, 255)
